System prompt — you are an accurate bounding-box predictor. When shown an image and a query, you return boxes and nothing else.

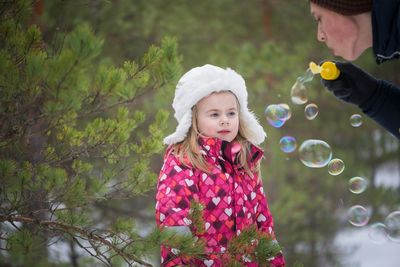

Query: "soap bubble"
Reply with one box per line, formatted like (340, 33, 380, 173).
(304, 103, 319, 120)
(279, 136, 297, 153)
(290, 80, 308, 105)
(265, 117, 285, 128)
(264, 104, 291, 128)
(348, 176, 368, 194)
(327, 158, 345, 176)
(368, 223, 389, 244)
(278, 103, 292, 120)
(265, 104, 288, 120)
(350, 114, 362, 127)
(298, 139, 332, 168)
(348, 205, 370, 227)
(384, 211, 400, 243)
(297, 69, 314, 84)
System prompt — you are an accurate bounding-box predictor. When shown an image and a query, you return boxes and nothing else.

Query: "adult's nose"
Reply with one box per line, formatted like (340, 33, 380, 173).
(317, 26, 326, 42)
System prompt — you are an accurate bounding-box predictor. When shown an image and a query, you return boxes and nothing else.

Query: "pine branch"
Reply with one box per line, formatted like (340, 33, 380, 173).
(0, 214, 153, 267)
(55, 57, 79, 98)
(78, 81, 166, 119)
(72, 235, 112, 267)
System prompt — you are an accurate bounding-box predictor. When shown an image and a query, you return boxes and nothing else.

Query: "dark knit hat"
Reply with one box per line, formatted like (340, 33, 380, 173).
(310, 0, 372, 16)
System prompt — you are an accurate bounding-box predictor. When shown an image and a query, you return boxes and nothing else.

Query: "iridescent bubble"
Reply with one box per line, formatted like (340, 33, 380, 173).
(279, 136, 297, 153)
(265, 117, 285, 128)
(348, 205, 370, 227)
(384, 211, 400, 243)
(368, 222, 389, 244)
(290, 80, 308, 105)
(298, 139, 332, 168)
(278, 103, 292, 121)
(265, 104, 290, 128)
(348, 176, 368, 194)
(350, 114, 362, 127)
(327, 158, 345, 176)
(304, 103, 319, 120)
(297, 69, 314, 84)
(266, 104, 288, 120)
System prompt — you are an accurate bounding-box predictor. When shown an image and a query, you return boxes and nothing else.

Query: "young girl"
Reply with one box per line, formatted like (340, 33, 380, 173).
(155, 64, 285, 266)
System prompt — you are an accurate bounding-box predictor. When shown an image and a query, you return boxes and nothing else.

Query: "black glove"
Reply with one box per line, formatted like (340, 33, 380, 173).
(321, 61, 378, 107)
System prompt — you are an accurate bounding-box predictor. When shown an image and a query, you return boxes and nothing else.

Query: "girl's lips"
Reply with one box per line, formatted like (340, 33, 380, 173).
(218, 130, 230, 134)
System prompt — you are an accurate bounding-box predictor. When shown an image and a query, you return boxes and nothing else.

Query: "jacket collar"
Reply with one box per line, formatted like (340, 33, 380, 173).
(198, 136, 264, 166)
(198, 136, 223, 158)
(372, 0, 400, 63)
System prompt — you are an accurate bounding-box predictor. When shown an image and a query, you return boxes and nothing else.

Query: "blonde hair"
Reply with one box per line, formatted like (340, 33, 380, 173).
(171, 94, 260, 178)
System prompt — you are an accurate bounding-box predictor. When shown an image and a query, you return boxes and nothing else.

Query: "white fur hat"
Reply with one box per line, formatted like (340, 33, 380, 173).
(163, 64, 266, 145)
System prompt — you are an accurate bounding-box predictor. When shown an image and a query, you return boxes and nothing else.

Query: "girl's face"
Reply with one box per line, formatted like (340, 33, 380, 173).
(195, 91, 239, 142)
(310, 3, 361, 61)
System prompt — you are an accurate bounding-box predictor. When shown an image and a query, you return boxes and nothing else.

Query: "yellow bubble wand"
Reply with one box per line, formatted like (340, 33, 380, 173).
(309, 61, 340, 80)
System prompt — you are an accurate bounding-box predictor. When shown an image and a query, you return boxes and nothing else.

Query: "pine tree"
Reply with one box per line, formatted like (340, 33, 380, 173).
(0, 1, 183, 266)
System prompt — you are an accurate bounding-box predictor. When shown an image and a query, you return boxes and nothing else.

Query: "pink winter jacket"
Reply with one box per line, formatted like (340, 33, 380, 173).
(155, 137, 285, 266)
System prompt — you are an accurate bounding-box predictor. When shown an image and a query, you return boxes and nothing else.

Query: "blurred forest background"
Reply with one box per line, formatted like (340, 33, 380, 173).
(1, 0, 399, 266)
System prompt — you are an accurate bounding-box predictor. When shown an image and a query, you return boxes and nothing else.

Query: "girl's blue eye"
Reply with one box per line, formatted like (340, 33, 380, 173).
(228, 111, 237, 117)
(210, 113, 219, 117)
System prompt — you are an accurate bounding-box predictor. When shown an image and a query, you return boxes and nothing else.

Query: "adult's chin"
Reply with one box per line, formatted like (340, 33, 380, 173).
(340, 53, 359, 61)
(336, 48, 363, 62)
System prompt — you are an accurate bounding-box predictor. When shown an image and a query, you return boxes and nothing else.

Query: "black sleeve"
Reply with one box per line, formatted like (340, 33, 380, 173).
(359, 79, 400, 139)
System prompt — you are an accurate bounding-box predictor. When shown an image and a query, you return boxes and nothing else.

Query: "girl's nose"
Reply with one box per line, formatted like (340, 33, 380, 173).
(220, 118, 230, 126)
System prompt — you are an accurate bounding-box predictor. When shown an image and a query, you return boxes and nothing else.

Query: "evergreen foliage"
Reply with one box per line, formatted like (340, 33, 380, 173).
(0, 1, 182, 266)
(156, 203, 283, 267)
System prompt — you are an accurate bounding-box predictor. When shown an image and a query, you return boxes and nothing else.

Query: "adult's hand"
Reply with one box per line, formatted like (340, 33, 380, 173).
(321, 61, 378, 107)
